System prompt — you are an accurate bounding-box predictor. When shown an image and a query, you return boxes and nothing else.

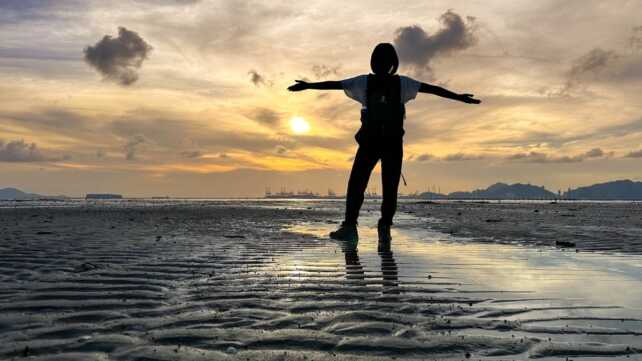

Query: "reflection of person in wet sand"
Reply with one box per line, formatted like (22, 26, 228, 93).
(339, 240, 400, 294)
(341, 241, 365, 281)
(289, 43, 480, 244)
(378, 241, 399, 294)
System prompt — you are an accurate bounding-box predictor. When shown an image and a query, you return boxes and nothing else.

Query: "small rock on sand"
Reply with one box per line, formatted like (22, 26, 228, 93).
(555, 240, 576, 248)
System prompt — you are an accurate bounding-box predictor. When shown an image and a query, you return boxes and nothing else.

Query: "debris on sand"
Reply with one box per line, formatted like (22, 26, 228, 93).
(73, 262, 100, 273)
(223, 235, 246, 239)
(485, 219, 502, 223)
(555, 240, 576, 248)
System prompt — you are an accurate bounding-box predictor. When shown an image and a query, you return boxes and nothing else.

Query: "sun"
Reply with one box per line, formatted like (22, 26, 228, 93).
(290, 116, 311, 134)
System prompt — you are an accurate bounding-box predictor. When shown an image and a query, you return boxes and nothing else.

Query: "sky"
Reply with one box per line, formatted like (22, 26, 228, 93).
(1, 0, 642, 197)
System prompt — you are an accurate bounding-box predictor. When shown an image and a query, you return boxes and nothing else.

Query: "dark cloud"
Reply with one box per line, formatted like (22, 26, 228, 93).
(248, 70, 271, 87)
(583, 147, 605, 158)
(84, 27, 153, 86)
(275, 145, 288, 155)
(249, 107, 280, 125)
(180, 150, 202, 159)
(561, 48, 618, 94)
(124, 135, 146, 161)
(311, 64, 340, 79)
(0, 139, 54, 162)
(507, 148, 608, 163)
(394, 10, 477, 75)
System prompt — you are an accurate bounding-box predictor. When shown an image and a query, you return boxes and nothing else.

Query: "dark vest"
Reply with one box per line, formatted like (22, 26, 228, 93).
(355, 74, 405, 145)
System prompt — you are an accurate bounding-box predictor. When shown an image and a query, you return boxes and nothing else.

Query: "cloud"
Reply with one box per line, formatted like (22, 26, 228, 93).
(84, 27, 153, 86)
(0, 139, 55, 162)
(0, 0, 87, 24)
(248, 70, 270, 87)
(275, 145, 288, 155)
(248, 107, 280, 125)
(507, 148, 609, 163)
(124, 135, 146, 160)
(442, 152, 485, 161)
(583, 147, 605, 158)
(393, 10, 477, 75)
(416, 153, 434, 162)
(561, 48, 618, 94)
(625, 149, 642, 158)
(180, 150, 202, 158)
(311, 64, 340, 79)
(629, 26, 642, 52)
(133, 0, 202, 5)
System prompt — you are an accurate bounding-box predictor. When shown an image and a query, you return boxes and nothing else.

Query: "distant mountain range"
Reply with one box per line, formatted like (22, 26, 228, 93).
(0, 187, 42, 200)
(419, 180, 642, 200)
(566, 180, 642, 200)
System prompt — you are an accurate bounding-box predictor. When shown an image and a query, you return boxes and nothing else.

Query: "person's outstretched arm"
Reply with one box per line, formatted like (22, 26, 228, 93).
(288, 80, 342, 92)
(419, 83, 481, 104)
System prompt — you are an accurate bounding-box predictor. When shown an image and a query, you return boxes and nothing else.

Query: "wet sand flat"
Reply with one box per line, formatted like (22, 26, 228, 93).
(0, 200, 641, 361)
(400, 201, 642, 254)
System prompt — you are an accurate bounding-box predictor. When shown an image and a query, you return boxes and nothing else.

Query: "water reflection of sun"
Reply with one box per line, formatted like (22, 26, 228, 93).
(290, 116, 310, 134)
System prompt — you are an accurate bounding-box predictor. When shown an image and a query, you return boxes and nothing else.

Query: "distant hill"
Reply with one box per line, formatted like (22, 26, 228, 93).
(566, 179, 642, 200)
(449, 182, 556, 200)
(418, 180, 642, 200)
(419, 182, 556, 200)
(0, 187, 42, 200)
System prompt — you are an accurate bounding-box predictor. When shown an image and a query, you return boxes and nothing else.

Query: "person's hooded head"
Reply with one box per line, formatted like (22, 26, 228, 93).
(370, 43, 399, 76)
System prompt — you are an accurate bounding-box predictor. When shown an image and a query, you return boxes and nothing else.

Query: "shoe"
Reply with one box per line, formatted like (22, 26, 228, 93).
(378, 220, 392, 243)
(329, 222, 358, 242)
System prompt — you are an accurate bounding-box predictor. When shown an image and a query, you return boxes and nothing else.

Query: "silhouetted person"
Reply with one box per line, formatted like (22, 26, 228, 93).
(288, 43, 480, 243)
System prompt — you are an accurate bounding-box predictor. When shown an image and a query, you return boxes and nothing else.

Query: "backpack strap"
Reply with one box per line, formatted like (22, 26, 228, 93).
(365, 74, 401, 107)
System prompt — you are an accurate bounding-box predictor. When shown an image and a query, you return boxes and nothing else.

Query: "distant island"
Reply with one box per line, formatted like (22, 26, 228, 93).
(417, 179, 642, 200)
(0, 187, 67, 201)
(420, 182, 556, 200)
(0, 187, 42, 200)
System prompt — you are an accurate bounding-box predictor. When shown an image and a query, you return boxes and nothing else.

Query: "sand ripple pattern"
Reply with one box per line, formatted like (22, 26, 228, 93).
(0, 203, 641, 361)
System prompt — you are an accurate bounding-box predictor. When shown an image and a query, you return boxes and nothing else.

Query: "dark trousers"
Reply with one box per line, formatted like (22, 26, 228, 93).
(344, 138, 403, 226)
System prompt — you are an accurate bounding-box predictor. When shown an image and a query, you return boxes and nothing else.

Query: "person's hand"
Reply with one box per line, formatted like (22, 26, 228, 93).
(459, 93, 481, 104)
(288, 80, 309, 92)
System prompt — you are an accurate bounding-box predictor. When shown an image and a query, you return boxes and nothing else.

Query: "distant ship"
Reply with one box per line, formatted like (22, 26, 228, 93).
(85, 193, 123, 200)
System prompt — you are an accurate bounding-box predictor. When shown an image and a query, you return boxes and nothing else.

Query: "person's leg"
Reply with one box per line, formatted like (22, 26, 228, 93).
(380, 139, 403, 226)
(344, 144, 380, 225)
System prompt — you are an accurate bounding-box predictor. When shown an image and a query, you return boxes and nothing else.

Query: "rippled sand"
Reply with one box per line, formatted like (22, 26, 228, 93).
(0, 200, 641, 360)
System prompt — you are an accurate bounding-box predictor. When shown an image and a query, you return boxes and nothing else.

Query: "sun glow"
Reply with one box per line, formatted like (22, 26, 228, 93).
(290, 116, 311, 134)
